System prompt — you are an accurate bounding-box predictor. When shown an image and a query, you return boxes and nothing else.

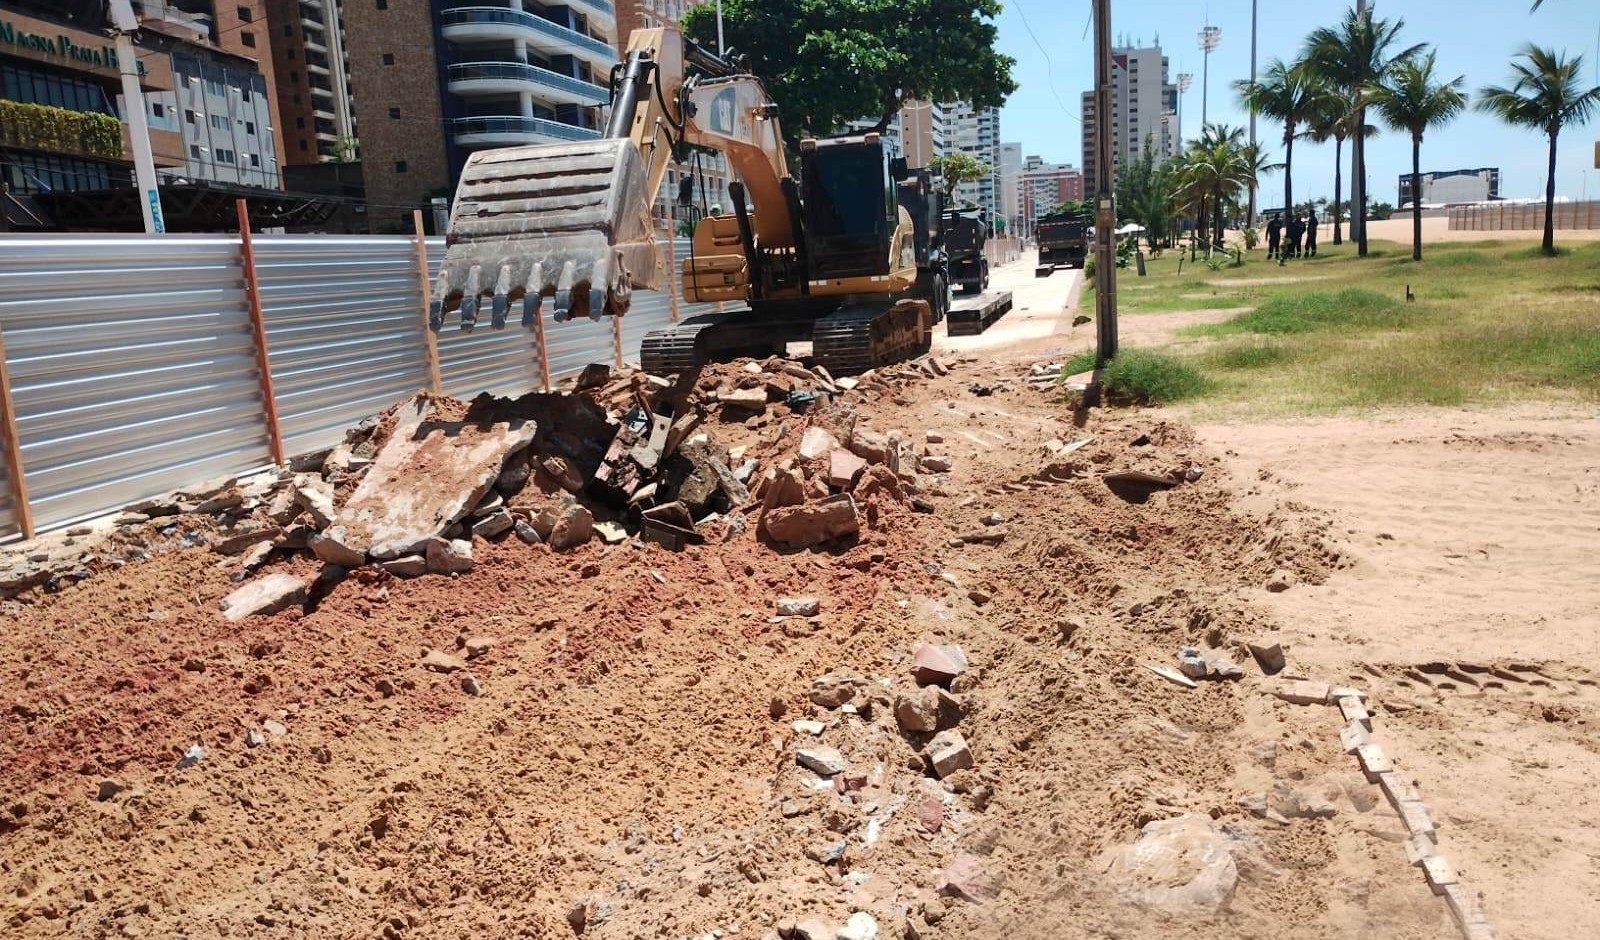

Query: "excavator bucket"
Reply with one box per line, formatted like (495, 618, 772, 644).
(430, 137, 661, 331)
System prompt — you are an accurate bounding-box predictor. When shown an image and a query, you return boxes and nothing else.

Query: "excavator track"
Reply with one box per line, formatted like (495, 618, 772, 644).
(639, 314, 732, 375)
(811, 300, 931, 376)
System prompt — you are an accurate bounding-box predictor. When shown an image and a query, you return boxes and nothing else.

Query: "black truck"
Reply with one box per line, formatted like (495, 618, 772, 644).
(1035, 211, 1088, 276)
(942, 208, 990, 294)
(894, 166, 951, 322)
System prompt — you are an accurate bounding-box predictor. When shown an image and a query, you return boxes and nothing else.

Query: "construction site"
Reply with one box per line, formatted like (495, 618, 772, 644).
(4, 2, 1600, 939)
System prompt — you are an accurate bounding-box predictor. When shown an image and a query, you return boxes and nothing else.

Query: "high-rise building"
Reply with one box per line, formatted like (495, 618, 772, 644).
(264, 0, 357, 165)
(346, 0, 618, 234)
(1015, 154, 1084, 238)
(944, 101, 1000, 220)
(996, 141, 1021, 235)
(1080, 43, 1178, 195)
(1, 0, 289, 229)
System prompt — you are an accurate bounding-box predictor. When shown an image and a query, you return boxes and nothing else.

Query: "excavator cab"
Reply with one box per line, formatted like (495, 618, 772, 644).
(798, 135, 900, 281)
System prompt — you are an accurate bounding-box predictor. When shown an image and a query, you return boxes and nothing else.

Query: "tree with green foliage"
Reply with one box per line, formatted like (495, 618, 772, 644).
(1051, 198, 1088, 217)
(1303, 7, 1424, 256)
(1236, 58, 1322, 235)
(1368, 201, 1394, 221)
(1305, 81, 1372, 246)
(1477, 44, 1600, 256)
(679, 0, 1016, 149)
(1174, 124, 1258, 252)
(1115, 135, 1175, 251)
(928, 151, 991, 201)
(1369, 50, 1467, 260)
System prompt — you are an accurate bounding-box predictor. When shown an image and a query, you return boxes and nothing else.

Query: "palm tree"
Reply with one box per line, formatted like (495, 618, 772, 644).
(1236, 58, 1319, 233)
(1478, 45, 1600, 256)
(1369, 51, 1467, 260)
(1174, 124, 1257, 252)
(1305, 80, 1364, 245)
(1304, 7, 1425, 256)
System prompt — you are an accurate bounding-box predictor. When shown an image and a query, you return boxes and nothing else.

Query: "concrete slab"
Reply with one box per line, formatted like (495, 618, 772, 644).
(331, 394, 537, 559)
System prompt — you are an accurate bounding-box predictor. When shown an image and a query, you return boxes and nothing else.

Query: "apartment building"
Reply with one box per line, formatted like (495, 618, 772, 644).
(264, 0, 357, 164)
(1080, 43, 1178, 195)
(347, 0, 618, 233)
(1015, 154, 1083, 238)
(1, 0, 288, 229)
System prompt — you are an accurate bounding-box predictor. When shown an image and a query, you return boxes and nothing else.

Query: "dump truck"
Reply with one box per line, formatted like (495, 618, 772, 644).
(1035, 211, 1089, 276)
(428, 25, 946, 375)
(943, 208, 990, 294)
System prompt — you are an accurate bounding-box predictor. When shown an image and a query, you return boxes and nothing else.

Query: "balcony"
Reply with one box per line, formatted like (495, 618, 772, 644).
(567, 0, 615, 25)
(447, 61, 609, 108)
(451, 115, 602, 147)
(441, 7, 616, 69)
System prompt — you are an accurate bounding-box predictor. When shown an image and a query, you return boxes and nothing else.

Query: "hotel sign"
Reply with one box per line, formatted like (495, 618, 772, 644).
(0, 15, 145, 75)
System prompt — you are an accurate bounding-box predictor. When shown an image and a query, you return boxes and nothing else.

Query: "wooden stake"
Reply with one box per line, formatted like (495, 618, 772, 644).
(532, 304, 551, 392)
(237, 198, 285, 467)
(612, 312, 625, 369)
(412, 210, 443, 395)
(0, 320, 34, 540)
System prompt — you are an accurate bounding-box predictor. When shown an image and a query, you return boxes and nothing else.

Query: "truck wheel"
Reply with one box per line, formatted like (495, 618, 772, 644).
(935, 273, 950, 322)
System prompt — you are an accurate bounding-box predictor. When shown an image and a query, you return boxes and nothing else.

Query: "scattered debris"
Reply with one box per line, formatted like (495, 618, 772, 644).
(776, 596, 820, 618)
(219, 573, 306, 621)
(1102, 814, 1238, 914)
(796, 745, 847, 777)
(910, 644, 968, 687)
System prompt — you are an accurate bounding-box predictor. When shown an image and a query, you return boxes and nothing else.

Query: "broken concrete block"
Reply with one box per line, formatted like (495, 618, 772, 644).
(798, 426, 839, 461)
(1338, 695, 1372, 729)
(791, 719, 825, 736)
(926, 729, 975, 778)
(792, 917, 837, 940)
(937, 852, 1003, 903)
(379, 555, 428, 578)
(472, 510, 514, 539)
(323, 394, 536, 558)
(211, 526, 282, 556)
(894, 687, 941, 733)
(1421, 856, 1457, 894)
(1273, 679, 1330, 706)
(919, 455, 953, 473)
(796, 745, 846, 777)
(513, 520, 543, 545)
(1339, 722, 1371, 754)
(549, 502, 594, 551)
(1397, 800, 1437, 842)
(1442, 883, 1486, 930)
(828, 449, 868, 489)
(1377, 771, 1422, 812)
(848, 429, 888, 465)
(776, 596, 819, 618)
(910, 643, 968, 687)
(291, 475, 336, 528)
(424, 537, 473, 575)
(309, 527, 366, 567)
(837, 912, 877, 940)
(762, 494, 859, 547)
(1247, 639, 1286, 675)
(722, 386, 769, 412)
(421, 648, 467, 673)
(761, 469, 806, 511)
(1356, 744, 1392, 781)
(593, 520, 627, 544)
(574, 362, 611, 390)
(1102, 814, 1236, 914)
(220, 573, 306, 622)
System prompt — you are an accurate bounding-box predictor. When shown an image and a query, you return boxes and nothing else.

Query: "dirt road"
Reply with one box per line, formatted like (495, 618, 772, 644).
(3, 253, 1582, 939)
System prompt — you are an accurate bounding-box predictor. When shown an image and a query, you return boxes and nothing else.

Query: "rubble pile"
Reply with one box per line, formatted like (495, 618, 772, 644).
(1, 353, 964, 616)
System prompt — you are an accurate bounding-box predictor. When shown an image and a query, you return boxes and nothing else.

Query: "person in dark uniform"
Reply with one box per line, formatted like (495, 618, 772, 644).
(1305, 209, 1320, 257)
(1265, 215, 1282, 259)
(1287, 213, 1306, 259)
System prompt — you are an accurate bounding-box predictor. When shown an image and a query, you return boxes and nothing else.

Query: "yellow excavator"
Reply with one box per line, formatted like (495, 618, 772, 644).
(429, 25, 945, 375)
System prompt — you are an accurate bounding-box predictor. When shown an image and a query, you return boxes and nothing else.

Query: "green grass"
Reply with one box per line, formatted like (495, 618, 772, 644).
(1192, 287, 1408, 335)
(1088, 235, 1600, 414)
(1064, 348, 1207, 405)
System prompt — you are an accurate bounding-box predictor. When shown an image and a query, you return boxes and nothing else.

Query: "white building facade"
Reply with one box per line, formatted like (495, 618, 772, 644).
(1081, 43, 1178, 195)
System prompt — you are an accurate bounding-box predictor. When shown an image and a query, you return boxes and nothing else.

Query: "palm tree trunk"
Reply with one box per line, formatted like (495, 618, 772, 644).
(1411, 134, 1423, 261)
(1332, 136, 1344, 245)
(1355, 103, 1368, 257)
(1214, 183, 1225, 248)
(1283, 129, 1294, 225)
(1543, 130, 1559, 255)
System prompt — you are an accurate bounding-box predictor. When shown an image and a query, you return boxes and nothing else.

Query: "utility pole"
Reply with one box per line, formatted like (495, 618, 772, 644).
(1248, 0, 1258, 224)
(1352, 0, 1367, 253)
(1198, 25, 1221, 127)
(1093, 0, 1117, 366)
(716, 0, 725, 56)
(109, 0, 165, 233)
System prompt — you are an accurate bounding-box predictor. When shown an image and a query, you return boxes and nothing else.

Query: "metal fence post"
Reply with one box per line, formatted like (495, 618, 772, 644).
(236, 199, 285, 467)
(412, 210, 443, 395)
(0, 321, 34, 540)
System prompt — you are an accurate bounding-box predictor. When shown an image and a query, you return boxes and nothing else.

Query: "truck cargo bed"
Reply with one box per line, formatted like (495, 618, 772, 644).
(945, 291, 1013, 336)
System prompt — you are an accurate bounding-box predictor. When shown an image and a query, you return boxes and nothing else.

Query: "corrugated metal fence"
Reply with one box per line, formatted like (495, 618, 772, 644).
(1448, 201, 1600, 231)
(0, 233, 717, 539)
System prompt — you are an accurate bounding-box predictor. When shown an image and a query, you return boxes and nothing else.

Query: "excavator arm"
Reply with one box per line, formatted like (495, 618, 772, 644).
(430, 26, 794, 332)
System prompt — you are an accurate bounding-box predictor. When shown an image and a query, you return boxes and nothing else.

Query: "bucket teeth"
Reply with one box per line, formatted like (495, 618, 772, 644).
(427, 138, 660, 332)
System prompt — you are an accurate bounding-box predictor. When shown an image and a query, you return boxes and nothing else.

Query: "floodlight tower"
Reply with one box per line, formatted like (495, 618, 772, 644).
(1174, 72, 1193, 147)
(1198, 25, 1222, 128)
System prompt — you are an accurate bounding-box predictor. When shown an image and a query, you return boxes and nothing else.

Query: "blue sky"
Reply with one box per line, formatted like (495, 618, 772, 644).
(995, 0, 1600, 204)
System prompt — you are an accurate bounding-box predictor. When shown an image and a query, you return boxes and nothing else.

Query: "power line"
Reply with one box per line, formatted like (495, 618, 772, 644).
(1012, 0, 1081, 124)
